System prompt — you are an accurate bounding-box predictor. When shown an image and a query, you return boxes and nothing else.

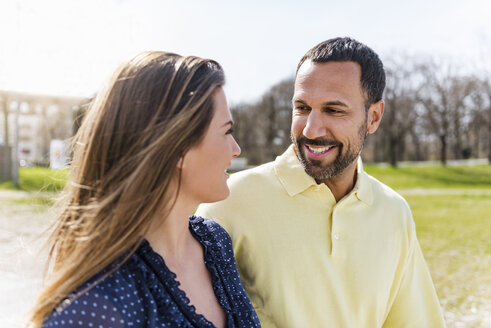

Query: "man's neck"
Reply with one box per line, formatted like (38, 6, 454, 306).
(318, 161, 358, 202)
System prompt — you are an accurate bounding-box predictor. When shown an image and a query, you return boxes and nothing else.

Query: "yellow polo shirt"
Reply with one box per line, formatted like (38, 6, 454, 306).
(196, 145, 445, 328)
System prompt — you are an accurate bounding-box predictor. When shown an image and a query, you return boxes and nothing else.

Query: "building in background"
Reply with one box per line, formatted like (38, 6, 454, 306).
(0, 90, 87, 167)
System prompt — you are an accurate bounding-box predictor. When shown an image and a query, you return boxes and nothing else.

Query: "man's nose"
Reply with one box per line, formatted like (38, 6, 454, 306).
(302, 111, 326, 140)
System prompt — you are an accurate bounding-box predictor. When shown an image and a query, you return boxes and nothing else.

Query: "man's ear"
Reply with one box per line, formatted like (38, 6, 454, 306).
(367, 100, 384, 134)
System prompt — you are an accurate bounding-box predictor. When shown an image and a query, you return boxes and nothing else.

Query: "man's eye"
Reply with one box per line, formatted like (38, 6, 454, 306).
(294, 106, 310, 112)
(326, 107, 342, 114)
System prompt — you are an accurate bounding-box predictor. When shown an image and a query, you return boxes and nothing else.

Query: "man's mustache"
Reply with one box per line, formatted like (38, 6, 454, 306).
(295, 136, 342, 147)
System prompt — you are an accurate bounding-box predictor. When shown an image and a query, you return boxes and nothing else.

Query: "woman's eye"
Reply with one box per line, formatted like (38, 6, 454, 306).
(226, 128, 234, 135)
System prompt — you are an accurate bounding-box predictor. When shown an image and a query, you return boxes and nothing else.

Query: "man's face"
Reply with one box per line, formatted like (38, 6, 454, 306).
(291, 60, 373, 181)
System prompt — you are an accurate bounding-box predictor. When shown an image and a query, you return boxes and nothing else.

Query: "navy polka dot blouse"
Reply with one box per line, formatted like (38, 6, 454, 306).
(43, 216, 261, 327)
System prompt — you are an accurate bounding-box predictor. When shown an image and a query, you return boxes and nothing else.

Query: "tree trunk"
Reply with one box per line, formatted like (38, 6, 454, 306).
(440, 134, 447, 165)
(397, 135, 406, 162)
(410, 130, 423, 161)
(389, 136, 398, 167)
(264, 96, 277, 161)
(488, 119, 491, 163)
(1, 96, 8, 146)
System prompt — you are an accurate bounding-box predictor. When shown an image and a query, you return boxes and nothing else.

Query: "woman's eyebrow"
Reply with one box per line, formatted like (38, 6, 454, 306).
(221, 120, 234, 127)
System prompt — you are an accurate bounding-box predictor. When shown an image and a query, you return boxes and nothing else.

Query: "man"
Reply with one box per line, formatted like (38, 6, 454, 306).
(196, 37, 445, 327)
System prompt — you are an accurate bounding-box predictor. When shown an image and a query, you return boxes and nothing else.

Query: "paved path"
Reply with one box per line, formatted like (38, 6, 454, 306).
(0, 190, 54, 327)
(398, 188, 491, 196)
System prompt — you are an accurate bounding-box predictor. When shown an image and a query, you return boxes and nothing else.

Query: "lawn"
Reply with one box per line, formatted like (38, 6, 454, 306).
(3, 164, 491, 193)
(0, 167, 67, 192)
(405, 193, 491, 327)
(366, 165, 491, 327)
(365, 164, 491, 189)
(1, 164, 491, 326)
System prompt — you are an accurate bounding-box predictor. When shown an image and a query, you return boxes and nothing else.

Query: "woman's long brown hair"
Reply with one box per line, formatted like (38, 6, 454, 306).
(28, 52, 225, 327)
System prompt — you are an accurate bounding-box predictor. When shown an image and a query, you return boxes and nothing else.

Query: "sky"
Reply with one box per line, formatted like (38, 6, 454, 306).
(1, 0, 491, 105)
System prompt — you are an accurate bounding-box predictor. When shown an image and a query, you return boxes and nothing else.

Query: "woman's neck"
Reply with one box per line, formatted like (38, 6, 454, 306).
(144, 194, 198, 268)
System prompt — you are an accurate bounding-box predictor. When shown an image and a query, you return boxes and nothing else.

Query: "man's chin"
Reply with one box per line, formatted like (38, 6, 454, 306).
(302, 162, 333, 180)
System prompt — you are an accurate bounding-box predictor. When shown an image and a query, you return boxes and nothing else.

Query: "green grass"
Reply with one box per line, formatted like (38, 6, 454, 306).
(361, 165, 491, 323)
(407, 193, 491, 255)
(364, 164, 491, 189)
(1, 164, 490, 325)
(405, 193, 491, 323)
(2, 164, 491, 193)
(0, 167, 68, 192)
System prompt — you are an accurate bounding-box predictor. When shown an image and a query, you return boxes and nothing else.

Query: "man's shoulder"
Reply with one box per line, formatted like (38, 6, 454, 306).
(363, 171, 412, 212)
(358, 171, 417, 240)
(227, 161, 278, 191)
(230, 161, 275, 180)
(196, 161, 279, 221)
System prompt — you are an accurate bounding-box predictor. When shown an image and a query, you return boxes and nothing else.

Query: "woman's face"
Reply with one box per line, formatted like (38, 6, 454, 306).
(180, 87, 241, 204)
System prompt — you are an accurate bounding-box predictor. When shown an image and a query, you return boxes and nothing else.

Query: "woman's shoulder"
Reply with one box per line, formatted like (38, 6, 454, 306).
(42, 246, 159, 328)
(189, 215, 232, 247)
(42, 274, 137, 328)
(189, 215, 237, 271)
(189, 216, 261, 326)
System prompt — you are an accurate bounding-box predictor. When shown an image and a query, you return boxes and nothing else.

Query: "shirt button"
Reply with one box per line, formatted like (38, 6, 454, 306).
(334, 233, 339, 240)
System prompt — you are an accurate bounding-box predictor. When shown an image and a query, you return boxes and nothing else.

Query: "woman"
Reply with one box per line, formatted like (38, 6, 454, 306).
(29, 52, 260, 328)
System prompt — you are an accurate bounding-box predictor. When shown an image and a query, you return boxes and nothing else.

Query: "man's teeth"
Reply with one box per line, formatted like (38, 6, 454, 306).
(307, 145, 333, 154)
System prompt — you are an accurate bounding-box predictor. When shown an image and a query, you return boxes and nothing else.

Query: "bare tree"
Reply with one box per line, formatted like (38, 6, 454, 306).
(230, 55, 491, 166)
(258, 78, 294, 160)
(417, 60, 476, 165)
(230, 102, 265, 164)
(380, 59, 420, 166)
(450, 77, 477, 159)
(468, 83, 486, 158)
(231, 77, 294, 165)
(478, 78, 491, 162)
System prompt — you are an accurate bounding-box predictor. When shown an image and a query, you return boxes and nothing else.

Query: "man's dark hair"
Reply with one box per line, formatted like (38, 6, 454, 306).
(297, 37, 386, 107)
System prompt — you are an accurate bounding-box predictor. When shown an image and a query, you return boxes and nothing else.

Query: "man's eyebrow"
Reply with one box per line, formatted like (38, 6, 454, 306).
(322, 100, 348, 108)
(292, 99, 348, 108)
(292, 98, 307, 105)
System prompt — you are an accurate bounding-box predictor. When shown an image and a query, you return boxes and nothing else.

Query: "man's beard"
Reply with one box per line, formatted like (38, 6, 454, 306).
(291, 120, 367, 180)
